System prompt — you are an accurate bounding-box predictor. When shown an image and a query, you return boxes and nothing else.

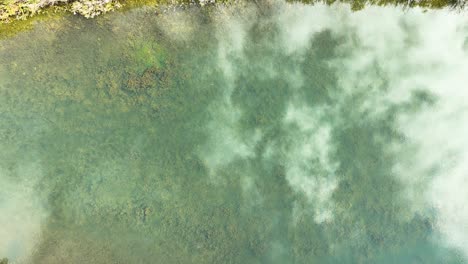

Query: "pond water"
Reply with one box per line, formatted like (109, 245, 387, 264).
(1, 2, 468, 263)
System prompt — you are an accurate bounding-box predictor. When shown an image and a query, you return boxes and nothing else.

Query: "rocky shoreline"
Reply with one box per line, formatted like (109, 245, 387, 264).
(0, 0, 465, 25)
(0, 0, 222, 23)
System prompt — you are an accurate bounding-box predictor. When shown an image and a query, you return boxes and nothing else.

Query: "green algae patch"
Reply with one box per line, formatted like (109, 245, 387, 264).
(0, 0, 69, 23)
(0, 6, 67, 39)
(132, 40, 168, 74)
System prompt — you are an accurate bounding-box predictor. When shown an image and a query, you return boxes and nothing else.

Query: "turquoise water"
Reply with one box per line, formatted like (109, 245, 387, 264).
(1, 2, 468, 263)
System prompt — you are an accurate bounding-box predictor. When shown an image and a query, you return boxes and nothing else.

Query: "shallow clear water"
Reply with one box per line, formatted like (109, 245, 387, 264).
(1, 2, 468, 263)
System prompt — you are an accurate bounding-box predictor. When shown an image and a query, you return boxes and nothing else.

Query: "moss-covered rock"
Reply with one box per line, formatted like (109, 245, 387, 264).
(71, 0, 121, 18)
(0, 0, 68, 22)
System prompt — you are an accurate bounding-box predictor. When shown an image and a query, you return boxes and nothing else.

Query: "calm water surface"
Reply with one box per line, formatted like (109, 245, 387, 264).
(0, 3, 467, 263)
